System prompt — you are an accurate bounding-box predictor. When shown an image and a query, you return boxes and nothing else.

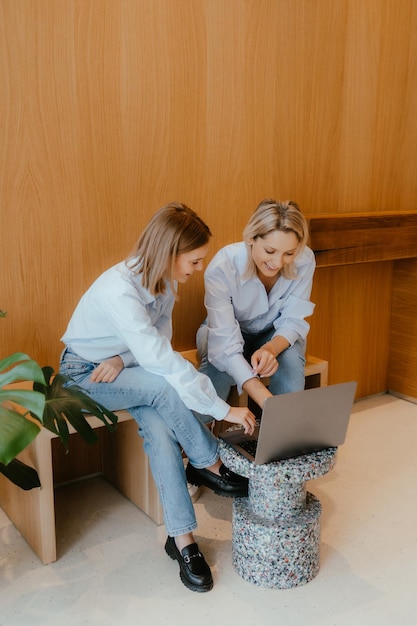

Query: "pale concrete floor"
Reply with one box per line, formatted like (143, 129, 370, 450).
(1, 393, 417, 626)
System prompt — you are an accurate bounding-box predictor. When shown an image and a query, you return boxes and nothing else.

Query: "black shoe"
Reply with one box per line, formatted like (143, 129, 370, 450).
(165, 536, 213, 592)
(186, 462, 248, 498)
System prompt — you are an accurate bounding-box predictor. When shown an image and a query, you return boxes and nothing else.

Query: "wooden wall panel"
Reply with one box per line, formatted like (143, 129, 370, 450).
(388, 260, 417, 399)
(307, 262, 393, 399)
(1, 1, 417, 398)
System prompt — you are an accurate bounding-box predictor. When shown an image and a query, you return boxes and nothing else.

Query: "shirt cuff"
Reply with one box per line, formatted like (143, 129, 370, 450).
(227, 354, 256, 395)
(272, 329, 299, 347)
(119, 351, 136, 368)
(210, 396, 231, 421)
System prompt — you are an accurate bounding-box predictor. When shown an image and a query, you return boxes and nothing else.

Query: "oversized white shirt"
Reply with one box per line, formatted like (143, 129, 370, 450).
(61, 261, 229, 421)
(204, 242, 316, 390)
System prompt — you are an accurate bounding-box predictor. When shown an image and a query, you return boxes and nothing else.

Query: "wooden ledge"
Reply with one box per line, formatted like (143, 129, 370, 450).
(306, 211, 417, 267)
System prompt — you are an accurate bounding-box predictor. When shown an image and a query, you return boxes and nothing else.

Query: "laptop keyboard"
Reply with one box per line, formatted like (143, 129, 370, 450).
(239, 439, 258, 457)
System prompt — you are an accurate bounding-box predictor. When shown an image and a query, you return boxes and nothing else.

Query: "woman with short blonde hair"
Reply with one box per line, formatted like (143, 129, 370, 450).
(243, 199, 309, 279)
(198, 198, 315, 410)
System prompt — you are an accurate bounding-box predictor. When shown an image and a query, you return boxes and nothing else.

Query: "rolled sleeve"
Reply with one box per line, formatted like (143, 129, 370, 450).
(274, 295, 316, 345)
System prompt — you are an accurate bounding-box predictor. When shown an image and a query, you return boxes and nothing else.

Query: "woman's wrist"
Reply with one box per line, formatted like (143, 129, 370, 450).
(264, 336, 290, 357)
(243, 376, 273, 408)
(265, 340, 279, 357)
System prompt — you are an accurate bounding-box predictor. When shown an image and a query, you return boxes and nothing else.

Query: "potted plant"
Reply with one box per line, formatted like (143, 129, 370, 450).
(0, 309, 118, 490)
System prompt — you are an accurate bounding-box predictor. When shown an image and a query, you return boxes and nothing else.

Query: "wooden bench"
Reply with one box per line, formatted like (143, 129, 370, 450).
(0, 351, 327, 564)
(0, 403, 163, 564)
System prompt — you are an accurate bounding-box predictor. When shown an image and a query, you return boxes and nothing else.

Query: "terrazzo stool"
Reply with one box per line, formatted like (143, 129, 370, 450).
(219, 439, 338, 588)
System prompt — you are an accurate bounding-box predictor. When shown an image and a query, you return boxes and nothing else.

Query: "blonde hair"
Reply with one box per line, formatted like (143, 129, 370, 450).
(243, 199, 309, 280)
(126, 203, 212, 296)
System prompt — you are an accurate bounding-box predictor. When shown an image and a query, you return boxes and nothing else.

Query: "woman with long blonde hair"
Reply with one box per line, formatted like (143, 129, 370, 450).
(60, 203, 255, 593)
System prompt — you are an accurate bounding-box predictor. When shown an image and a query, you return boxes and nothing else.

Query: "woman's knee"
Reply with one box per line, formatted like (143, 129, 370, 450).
(279, 340, 305, 369)
(269, 341, 306, 394)
(196, 322, 208, 352)
(132, 407, 179, 448)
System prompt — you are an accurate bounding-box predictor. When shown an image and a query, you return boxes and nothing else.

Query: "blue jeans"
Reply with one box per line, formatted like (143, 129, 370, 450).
(196, 324, 306, 402)
(59, 348, 219, 537)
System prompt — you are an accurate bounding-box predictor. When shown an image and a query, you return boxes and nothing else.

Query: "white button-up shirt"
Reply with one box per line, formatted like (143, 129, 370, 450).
(61, 261, 229, 420)
(204, 242, 316, 390)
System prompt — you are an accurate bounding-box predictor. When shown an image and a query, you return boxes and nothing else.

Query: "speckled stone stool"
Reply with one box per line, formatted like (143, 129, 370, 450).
(219, 439, 338, 589)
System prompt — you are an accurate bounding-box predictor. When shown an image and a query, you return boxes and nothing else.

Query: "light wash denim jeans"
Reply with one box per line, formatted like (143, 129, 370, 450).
(59, 348, 219, 537)
(196, 323, 306, 402)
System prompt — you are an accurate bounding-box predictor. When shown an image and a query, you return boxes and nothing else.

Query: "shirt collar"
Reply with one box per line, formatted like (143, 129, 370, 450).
(124, 262, 172, 304)
(235, 242, 254, 286)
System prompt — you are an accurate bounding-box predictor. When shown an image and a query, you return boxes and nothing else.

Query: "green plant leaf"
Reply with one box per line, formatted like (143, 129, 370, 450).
(0, 353, 45, 464)
(0, 355, 118, 487)
(0, 388, 45, 422)
(0, 353, 46, 390)
(0, 458, 41, 490)
(0, 406, 41, 465)
(33, 368, 118, 451)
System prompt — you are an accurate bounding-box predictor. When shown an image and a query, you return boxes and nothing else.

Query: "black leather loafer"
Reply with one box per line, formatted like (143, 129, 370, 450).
(186, 462, 248, 498)
(165, 536, 213, 592)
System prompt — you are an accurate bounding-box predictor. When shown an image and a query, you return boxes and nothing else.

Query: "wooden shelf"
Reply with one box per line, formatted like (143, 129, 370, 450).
(307, 212, 417, 267)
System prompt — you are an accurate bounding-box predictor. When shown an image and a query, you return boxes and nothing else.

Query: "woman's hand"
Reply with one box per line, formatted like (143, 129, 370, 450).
(250, 346, 279, 378)
(90, 355, 124, 383)
(225, 406, 257, 435)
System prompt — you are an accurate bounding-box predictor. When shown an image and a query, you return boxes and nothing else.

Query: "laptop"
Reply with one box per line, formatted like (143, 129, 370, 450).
(219, 381, 357, 464)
